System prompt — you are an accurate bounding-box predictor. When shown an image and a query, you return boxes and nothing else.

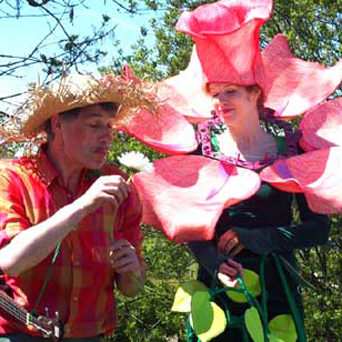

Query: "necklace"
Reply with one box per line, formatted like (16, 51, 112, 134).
(197, 110, 299, 170)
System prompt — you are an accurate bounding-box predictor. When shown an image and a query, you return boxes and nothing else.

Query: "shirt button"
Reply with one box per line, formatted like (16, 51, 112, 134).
(65, 327, 71, 334)
(73, 296, 78, 302)
(74, 260, 81, 266)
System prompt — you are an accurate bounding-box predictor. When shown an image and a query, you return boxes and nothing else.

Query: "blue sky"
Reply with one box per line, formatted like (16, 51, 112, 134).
(0, 1, 159, 112)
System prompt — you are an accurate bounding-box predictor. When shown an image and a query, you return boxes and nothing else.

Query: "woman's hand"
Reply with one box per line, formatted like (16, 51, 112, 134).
(217, 259, 243, 288)
(218, 229, 244, 256)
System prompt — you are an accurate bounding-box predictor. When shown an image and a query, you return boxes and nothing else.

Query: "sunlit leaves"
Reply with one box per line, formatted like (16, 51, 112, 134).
(226, 269, 261, 303)
(171, 280, 209, 312)
(190, 291, 227, 342)
(268, 315, 297, 342)
(245, 307, 264, 342)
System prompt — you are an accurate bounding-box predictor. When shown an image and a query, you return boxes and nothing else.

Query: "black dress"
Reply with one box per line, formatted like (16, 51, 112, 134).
(188, 181, 330, 342)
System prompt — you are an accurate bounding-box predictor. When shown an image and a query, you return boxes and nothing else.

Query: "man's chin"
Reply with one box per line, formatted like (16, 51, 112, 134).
(87, 159, 106, 170)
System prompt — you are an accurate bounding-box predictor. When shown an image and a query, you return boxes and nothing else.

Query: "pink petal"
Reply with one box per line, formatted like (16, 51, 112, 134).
(176, 0, 272, 85)
(258, 34, 342, 118)
(176, 0, 272, 37)
(159, 46, 213, 123)
(133, 156, 260, 243)
(261, 148, 342, 214)
(116, 64, 199, 154)
(120, 104, 198, 155)
(260, 159, 303, 193)
(299, 97, 342, 151)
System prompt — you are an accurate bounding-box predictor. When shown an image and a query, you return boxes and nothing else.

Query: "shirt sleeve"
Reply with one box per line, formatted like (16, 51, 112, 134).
(0, 168, 31, 249)
(115, 183, 145, 267)
(234, 193, 331, 255)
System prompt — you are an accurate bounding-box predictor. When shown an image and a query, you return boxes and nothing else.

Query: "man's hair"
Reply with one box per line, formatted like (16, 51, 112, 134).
(44, 102, 119, 140)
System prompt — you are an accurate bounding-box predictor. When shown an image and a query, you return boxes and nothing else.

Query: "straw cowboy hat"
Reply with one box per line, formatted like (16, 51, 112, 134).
(1, 72, 157, 143)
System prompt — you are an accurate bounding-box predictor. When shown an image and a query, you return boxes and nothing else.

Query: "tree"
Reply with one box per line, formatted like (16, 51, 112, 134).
(0, 0, 125, 109)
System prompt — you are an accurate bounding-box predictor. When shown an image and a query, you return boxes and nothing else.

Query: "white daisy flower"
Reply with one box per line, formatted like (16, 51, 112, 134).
(117, 151, 154, 172)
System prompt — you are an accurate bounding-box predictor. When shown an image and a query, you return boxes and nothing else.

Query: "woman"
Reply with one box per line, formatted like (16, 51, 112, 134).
(187, 81, 330, 341)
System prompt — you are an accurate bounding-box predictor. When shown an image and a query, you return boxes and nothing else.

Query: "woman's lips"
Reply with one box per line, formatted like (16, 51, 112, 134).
(219, 108, 234, 116)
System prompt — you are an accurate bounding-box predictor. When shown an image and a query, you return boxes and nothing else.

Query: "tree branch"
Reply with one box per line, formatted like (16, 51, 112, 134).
(26, 0, 51, 7)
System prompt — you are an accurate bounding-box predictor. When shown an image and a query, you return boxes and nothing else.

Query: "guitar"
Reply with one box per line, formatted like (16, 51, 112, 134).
(0, 290, 64, 341)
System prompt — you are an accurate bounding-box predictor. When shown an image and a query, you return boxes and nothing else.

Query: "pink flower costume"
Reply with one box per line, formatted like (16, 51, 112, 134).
(119, 0, 342, 243)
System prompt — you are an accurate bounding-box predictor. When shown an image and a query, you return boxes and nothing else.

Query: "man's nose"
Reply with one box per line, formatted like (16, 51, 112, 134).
(100, 126, 113, 143)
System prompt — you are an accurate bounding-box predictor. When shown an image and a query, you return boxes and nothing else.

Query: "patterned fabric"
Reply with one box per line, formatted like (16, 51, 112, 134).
(0, 144, 144, 338)
(0, 333, 102, 341)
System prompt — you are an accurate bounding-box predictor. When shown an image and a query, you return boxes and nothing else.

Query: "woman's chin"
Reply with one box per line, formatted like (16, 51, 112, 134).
(220, 115, 236, 125)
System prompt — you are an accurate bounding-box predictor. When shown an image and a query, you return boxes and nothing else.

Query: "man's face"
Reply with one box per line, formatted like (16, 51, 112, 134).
(58, 104, 116, 170)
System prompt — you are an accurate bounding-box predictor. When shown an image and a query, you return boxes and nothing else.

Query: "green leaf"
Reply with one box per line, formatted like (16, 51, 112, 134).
(190, 291, 227, 342)
(245, 307, 265, 342)
(227, 269, 261, 303)
(171, 280, 209, 312)
(269, 334, 283, 342)
(268, 314, 297, 342)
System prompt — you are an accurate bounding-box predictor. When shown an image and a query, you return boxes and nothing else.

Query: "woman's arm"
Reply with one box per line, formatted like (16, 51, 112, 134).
(187, 239, 228, 277)
(232, 193, 330, 255)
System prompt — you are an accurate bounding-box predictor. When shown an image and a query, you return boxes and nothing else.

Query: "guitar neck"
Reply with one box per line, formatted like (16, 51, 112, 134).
(0, 291, 63, 341)
(0, 290, 30, 326)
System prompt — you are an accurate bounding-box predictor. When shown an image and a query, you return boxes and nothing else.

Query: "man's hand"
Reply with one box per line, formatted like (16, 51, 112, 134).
(109, 239, 144, 296)
(217, 259, 243, 288)
(76, 175, 130, 215)
(218, 229, 244, 256)
(109, 239, 142, 276)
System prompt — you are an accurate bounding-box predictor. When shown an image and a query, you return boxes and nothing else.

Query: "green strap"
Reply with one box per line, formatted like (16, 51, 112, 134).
(186, 314, 193, 342)
(32, 241, 62, 314)
(272, 253, 307, 342)
(260, 256, 268, 323)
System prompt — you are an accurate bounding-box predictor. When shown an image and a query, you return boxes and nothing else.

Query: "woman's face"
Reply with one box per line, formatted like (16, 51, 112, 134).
(208, 83, 260, 124)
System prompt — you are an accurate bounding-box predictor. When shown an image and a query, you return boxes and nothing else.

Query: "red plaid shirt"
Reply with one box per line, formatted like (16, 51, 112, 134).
(0, 145, 144, 338)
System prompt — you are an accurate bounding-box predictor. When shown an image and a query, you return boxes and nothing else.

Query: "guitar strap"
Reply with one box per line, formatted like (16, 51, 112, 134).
(32, 241, 62, 315)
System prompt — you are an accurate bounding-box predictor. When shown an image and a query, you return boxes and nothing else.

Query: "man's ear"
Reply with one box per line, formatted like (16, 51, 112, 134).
(50, 115, 62, 135)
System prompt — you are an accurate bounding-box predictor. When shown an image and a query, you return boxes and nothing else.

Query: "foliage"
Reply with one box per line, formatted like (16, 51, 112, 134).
(299, 217, 342, 342)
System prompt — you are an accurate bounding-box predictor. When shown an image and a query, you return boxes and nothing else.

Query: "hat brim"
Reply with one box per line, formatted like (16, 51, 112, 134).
(20, 73, 156, 138)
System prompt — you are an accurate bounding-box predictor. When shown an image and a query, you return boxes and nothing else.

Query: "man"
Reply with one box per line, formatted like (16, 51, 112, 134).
(0, 75, 150, 341)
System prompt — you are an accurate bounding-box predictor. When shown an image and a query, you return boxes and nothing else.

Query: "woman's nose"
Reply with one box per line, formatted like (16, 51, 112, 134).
(218, 92, 228, 103)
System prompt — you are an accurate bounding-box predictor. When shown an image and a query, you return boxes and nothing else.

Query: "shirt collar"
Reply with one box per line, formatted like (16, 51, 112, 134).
(34, 143, 89, 189)
(34, 143, 60, 187)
